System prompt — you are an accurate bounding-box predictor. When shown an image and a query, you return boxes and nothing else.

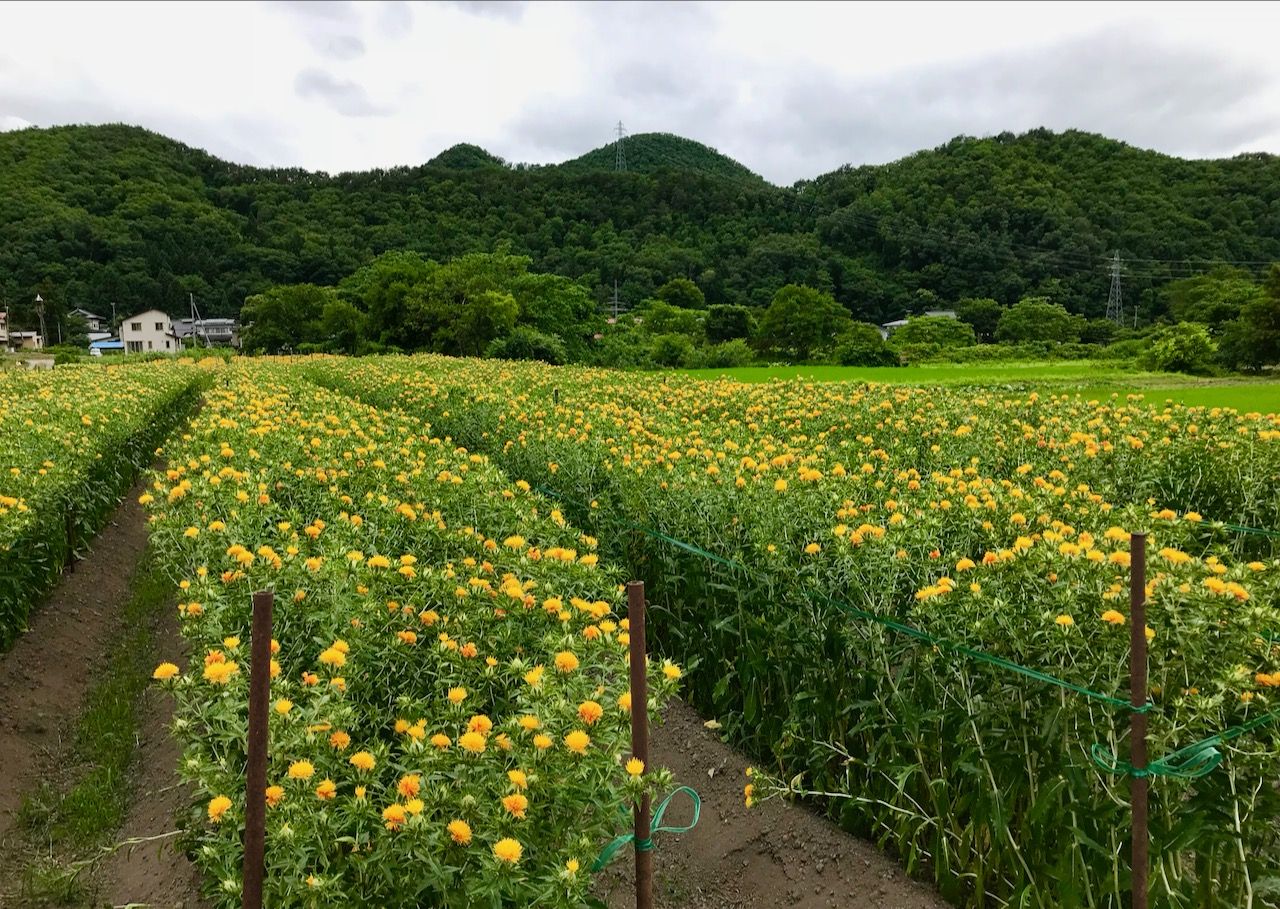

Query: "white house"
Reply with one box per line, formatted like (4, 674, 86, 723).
(120, 309, 178, 354)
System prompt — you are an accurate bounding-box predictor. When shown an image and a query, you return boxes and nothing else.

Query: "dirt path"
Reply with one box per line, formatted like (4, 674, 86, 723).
(0, 477, 206, 908)
(92, 612, 207, 909)
(597, 700, 948, 909)
(0, 483, 151, 837)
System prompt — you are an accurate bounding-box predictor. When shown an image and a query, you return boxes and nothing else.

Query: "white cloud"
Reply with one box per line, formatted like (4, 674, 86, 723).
(0, 0, 1276, 182)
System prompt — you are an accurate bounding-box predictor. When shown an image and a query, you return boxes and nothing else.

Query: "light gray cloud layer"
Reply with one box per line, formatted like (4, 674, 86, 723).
(0, 1, 1277, 183)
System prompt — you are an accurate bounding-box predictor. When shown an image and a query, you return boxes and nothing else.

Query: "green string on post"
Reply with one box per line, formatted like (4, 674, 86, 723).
(1092, 709, 1280, 780)
(1216, 521, 1280, 539)
(591, 786, 702, 872)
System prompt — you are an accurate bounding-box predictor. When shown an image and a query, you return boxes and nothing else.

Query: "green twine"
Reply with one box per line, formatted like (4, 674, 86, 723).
(1091, 709, 1280, 780)
(523, 482, 1280, 784)
(532, 480, 1146, 713)
(802, 587, 1152, 714)
(1217, 521, 1280, 540)
(591, 787, 702, 872)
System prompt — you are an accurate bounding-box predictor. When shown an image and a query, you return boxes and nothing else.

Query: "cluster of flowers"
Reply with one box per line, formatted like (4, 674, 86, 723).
(0, 360, 201, 647)
(144, 366, 679, 907)
(305, 354, 1280, 907)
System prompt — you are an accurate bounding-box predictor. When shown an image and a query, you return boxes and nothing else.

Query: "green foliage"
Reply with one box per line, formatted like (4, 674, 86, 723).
(1080, 318, 1119, 345)
(633, 299, 704, 337)
(1218, 265, 1280, 372)
(704, 304, 754, 343)
(954, 297, 1003, 343)
(240, 283, 333, 354)
(485, 326, 568, 365)
(654, 277, 706, 309)
(320, 298, 366, 354)
(995, 297, 1085, 343)
(1141, 323, 1219, 374)
(833, 322, 898, 366)
(1162, 268, 1265, 330)
(696, 338, 756, 368)
(558, 132, 764, 182)
(425, 143, 507, 170)
(648, 332, 697, 367)
(5, 124, 1276, 339)
(756, 284, 853, 361)
(887, 315, 975, 349)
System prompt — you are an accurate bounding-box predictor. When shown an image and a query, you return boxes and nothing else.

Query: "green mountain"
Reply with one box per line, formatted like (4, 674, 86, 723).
(557, 132, 764, 182)
(0, 123, 1276, 327)
(426, 143, 508, 170)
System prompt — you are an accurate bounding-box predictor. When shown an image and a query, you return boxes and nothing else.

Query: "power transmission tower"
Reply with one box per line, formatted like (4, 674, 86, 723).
(1105, 251, 1124, 324)
(614, 120, 627, 172)
(605, 279, 627, 320)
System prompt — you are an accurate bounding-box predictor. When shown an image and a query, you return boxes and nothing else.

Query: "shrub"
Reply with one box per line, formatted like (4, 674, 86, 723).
(1140, 323, 1219, 375)
(697, 338, 756, 368)
(485, 327, 568, 365)
(833, 323, 898, 366)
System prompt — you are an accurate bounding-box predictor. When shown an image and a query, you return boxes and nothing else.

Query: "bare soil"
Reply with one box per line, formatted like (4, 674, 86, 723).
(0, 486, 151, 838)
(91, 613, 206, 909)
(596, 700, 948, 909)
(0, 479, 206, 908)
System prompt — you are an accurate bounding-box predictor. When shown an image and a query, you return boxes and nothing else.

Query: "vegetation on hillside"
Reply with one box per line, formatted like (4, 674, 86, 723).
(3, 123, 1277, 345)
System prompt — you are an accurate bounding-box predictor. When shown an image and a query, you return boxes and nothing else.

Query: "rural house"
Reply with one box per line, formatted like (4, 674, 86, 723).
(69, 308, 109, 333)
(120, 309, 177, 353)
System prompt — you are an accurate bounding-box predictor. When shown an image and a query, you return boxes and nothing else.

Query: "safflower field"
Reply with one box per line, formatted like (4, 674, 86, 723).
(3, 354, 1278, 908)
(0, 362, 201, 648)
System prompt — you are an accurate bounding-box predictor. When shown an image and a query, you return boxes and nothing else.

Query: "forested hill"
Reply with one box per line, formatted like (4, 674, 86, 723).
(1, 123, 1277, 324)
(557, 132, 765, 182)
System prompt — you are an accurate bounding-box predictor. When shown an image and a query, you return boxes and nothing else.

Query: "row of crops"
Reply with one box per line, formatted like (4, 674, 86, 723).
(0, 361, 203, 648)
(141, 364, 681, 908)
(303, 355, 1280, 908)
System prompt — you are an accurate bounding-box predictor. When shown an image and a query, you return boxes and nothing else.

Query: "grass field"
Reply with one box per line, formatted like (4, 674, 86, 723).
(684, 361, 1280, 413)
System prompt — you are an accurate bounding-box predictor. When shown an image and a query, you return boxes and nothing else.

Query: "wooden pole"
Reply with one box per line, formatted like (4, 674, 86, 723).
(242, 590, 273, 909)
(627, 580, 653, 909)
(1129, 534, 1148, 909)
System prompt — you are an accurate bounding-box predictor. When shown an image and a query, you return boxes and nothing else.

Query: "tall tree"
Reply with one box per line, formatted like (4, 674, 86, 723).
(755, 284, 853, 361)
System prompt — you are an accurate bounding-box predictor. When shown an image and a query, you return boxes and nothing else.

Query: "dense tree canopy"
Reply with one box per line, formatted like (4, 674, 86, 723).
(756, 284, 853, 360)
(995, 297, 1085, 343)
(2, 123, 1277, 344)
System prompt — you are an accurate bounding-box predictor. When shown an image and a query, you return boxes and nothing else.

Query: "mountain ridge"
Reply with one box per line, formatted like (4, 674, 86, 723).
(1, 122, 1277, 325)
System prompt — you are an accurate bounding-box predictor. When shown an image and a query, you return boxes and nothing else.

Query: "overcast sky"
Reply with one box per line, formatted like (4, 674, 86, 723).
(1, 0, 1278, 184)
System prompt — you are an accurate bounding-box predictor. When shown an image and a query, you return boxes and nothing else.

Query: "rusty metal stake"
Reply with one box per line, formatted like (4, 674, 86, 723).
(627, 580, 653, 909)
(243, 590, 273, 909)
(1129, 534, 1148, 909)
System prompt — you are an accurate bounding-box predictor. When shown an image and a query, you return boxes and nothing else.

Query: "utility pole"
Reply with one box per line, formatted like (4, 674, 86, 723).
(1105, 251, 1124, 325)
(615, 120, 627, 172)
(34, 293, 47, 347)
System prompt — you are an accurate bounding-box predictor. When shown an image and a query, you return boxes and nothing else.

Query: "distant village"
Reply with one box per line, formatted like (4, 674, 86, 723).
(1, 305, 240, 357)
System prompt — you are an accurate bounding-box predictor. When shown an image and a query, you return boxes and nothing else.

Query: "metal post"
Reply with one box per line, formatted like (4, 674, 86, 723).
(242, 590, 273, 909)
(1129, 534, 1148, 909)
(627, 580, 653, 909)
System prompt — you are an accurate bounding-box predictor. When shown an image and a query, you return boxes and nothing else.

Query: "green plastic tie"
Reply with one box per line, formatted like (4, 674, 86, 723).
(1217, 521, 1280, 539)
(1092, 709, 1280, 780)
(591, 786, 702, 872)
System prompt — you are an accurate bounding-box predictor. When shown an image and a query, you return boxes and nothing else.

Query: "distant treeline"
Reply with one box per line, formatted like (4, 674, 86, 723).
(239, 250, 1280, 376)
